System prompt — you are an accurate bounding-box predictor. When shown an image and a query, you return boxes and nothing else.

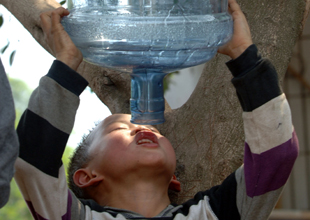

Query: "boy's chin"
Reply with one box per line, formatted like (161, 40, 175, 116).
(137, 152, 174, 167)
(136, 158, 176, 176)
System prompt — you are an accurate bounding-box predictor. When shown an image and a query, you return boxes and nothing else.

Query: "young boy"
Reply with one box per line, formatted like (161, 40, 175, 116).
(0, 58, 19, 208)
(14, 0, 299, 219)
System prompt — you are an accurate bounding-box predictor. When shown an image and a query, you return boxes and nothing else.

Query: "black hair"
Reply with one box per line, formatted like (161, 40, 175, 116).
(67, 129, 94, 199)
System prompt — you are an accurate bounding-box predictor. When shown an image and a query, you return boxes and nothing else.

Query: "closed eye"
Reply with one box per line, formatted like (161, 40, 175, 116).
(110, 127, 128, 133)
(115, 127, 127, 130)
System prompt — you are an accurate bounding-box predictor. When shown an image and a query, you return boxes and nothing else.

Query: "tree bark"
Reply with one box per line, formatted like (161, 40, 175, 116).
(1, 0, 309, 203)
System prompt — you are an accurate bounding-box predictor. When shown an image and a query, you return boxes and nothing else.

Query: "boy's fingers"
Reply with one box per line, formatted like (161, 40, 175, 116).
(228, 0, 241, 13)
(51, 7, 69, 25)
(51, 8, 69, 31)
(56, 7, 70, 17)
(228, 0, 245, 20)
(40, 11, 52, 35)
(40, 7, 69, 34)
(228, 0, 247, 25)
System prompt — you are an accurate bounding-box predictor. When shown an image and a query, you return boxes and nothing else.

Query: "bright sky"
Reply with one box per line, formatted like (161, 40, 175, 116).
(0, 5, 111, 148)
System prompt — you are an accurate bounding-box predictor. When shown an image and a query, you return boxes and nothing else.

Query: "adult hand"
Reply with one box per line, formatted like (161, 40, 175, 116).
(217, 0, 253, 59)
(40, 7, 83, 71)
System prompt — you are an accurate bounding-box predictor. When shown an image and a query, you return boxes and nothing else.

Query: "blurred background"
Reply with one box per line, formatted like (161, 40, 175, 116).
(0, 1, 310, 219)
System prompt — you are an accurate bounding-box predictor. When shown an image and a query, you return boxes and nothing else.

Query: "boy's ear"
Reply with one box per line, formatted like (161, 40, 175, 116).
(73, 168, 104, 188)
(169, 174, 181, 192)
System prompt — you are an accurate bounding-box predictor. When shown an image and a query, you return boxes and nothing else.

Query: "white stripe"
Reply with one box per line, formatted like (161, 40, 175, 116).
(174, 196, 218, 220)
(85, 206, 127, 219)
(242, 94, 293, 154)
(27, 76, 80, 134)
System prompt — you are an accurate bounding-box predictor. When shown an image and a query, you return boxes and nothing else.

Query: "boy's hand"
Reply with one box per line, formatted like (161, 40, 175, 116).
(217, 0, 253, 59)
(40, 7, 83, 71)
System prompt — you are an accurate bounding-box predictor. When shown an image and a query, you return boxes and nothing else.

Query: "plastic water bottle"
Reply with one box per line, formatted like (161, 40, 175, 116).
(62, 0, 233, 125)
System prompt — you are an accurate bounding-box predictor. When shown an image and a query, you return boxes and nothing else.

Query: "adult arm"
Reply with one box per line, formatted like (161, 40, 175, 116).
(0, 58, 19, 208)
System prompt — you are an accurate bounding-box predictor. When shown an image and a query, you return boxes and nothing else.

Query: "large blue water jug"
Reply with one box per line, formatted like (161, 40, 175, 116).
(62, 0, 233, 125)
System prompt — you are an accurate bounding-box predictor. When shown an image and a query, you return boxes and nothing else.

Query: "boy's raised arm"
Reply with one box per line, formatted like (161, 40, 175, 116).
(228, 44, 298, 220)
(14, 8, 88, 220)
(204, 0, 299, 219)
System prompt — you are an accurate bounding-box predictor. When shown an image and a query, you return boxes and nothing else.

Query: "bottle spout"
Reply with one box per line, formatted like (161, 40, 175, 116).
(130, 71, 167, 125)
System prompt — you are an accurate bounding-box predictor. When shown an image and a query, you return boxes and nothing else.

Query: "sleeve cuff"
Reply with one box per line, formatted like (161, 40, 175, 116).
(226, 44, 262, 77)
(47, 60, 88, 96)
(231, 59, 283, 112)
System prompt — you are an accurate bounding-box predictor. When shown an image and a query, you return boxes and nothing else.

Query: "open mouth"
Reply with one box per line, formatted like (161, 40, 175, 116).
(135, 131, 158, 146)
(138, 139, 154, 144)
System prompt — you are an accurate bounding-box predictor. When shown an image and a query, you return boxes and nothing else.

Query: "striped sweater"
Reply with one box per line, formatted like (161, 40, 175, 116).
(15, 45, 298, 220)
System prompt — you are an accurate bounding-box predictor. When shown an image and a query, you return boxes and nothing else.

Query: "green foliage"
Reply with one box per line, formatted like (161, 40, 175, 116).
(0, 12, 16, 66)
(63, 147, 74, 179)
(164, 71, 180, 93)
(9, 50, 16, 66)
(0, 42, 16, 66)
(0, 15, 3, 28)
(1, 42, 9, 54)
(8, 77, 32, 127)
(60, 0, 66, 5)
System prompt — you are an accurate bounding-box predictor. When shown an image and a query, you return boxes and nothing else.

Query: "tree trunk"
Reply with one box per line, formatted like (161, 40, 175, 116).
(1, 0, 309, 203)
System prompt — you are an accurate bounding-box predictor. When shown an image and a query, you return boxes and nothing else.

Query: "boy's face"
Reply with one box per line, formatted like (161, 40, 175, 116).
(87, 114, 176, 181)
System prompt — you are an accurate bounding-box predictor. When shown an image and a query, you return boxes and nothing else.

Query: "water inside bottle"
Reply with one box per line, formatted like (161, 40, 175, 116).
(62, 12, 232, 73)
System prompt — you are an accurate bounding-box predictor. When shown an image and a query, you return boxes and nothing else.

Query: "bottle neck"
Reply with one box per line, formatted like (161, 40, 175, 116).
(130, 70, 167, 125)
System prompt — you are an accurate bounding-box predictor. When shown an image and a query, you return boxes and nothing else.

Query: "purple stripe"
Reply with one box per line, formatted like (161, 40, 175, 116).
(25, 191, 73, 220)
(244, 131, 299, 198)
(62, 190, 72, 220)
